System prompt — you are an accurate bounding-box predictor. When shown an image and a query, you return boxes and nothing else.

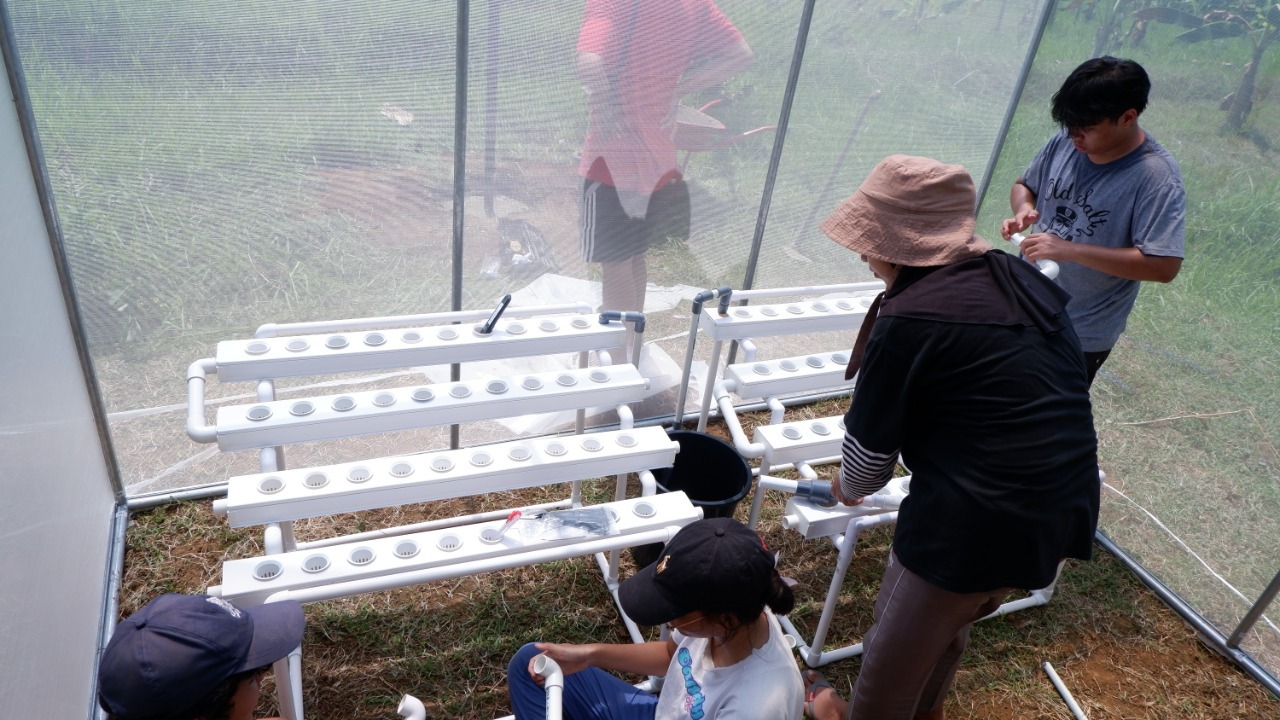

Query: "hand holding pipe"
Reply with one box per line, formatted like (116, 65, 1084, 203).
(532, 654, 565, 720)
(796, 479, 903, 510)
(1010, 233, 1061, 279)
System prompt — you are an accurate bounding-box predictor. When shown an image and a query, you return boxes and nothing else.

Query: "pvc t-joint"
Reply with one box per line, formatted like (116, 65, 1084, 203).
(599, 310, 646, 333)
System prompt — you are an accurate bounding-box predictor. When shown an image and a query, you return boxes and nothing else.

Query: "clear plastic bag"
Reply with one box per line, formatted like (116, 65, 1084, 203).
(516, 507, 615, 541)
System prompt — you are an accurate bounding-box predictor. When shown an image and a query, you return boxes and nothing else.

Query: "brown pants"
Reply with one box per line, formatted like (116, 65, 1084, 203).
(847, 552, 1010, 720)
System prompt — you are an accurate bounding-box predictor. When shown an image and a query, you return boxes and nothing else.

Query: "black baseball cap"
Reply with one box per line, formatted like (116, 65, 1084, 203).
(619, 517, 775, 626)
(97, 594, 305, 719)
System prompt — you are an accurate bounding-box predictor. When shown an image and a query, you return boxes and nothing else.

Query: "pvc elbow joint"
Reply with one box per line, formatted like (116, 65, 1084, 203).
(598, 310, 646, 333)
(397, 694, 427, 720)
(690, 286, 732, 315)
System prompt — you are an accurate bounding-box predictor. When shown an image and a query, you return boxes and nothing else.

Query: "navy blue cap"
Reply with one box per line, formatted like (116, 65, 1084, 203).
(97, 594, 305, 719)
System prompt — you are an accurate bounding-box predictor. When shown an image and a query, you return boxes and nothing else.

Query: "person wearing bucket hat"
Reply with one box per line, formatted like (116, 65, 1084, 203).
(801, 155, 1101, 720)
(97, 593, 306, 720)
(1000, 57, 1184, 385)
(506, 517, 804, 719)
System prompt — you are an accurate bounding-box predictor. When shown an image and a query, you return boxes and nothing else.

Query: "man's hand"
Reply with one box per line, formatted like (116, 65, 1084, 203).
(1018, 232, 1071, 263)
(1003, 180, 1039, 240)
(1001, 207, 1040, 241)
(529, 642, 592, 682)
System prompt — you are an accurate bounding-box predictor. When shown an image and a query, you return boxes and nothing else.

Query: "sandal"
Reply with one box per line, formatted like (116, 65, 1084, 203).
(803, 669, 837, 719)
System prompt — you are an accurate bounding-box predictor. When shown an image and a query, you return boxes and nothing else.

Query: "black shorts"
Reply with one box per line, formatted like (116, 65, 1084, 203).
(579, 176, 690, 263)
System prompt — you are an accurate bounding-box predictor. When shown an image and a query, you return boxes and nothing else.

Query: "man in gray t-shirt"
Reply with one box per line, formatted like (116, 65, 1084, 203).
(1002, 56, 1185, 384)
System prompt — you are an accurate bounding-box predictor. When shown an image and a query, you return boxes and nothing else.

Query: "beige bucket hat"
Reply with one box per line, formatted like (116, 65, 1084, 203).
(821, 154, 991, 266)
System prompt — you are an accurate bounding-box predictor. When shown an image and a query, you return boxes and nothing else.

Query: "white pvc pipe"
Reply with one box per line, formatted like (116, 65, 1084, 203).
(397, 694, 428, 720)
(264, 523, 285, 556)
(1009, 233, 1061, 279)
(264, 525, 686, 605)
(713, 382, 766, 458)
(696, 340, 725, 432)
(185, 358, 219, 443)
(1043, 662, 1088, 720)
(726, 282, 883, 301)
(252, 303, 595, 338)
(595, 551, 646, 644)
(277, 643, 304, 720)
(294, 499, 573, 550)
(532, 655, 565, 720)
(766, 396, 785, 425)
(806, 512, 899, 665)
(748, 475, 802, 529)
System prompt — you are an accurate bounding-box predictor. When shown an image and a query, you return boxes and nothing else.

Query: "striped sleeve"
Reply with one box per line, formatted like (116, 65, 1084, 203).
(839, 431, 898, 499)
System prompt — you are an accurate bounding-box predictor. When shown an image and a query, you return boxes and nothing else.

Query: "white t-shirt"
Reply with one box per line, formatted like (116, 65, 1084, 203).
(655, 611, 803, 720)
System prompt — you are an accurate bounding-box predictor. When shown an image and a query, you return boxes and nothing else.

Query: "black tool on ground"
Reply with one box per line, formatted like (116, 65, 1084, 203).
(478, 294, 512, 335)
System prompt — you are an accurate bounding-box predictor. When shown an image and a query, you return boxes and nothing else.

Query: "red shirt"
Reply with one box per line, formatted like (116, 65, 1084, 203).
(576, 0, 743, 193)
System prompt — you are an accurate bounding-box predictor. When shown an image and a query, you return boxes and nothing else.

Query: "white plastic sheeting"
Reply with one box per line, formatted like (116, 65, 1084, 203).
(0, 50, 118, 720)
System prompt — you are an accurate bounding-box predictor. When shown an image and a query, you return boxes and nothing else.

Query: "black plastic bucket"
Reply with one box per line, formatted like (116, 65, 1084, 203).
(630, 430, 753, 568)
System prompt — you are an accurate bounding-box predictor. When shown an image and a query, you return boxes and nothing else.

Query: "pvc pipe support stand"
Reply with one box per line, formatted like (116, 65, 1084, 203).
(674, 287, 732, 427)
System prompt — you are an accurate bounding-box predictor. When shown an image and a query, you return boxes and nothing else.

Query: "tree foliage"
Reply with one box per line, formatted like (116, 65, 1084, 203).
(1134, 0, 1280, 129)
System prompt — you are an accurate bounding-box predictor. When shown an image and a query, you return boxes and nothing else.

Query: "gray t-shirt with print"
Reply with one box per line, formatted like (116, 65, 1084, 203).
(1022, 131, 1185, 352)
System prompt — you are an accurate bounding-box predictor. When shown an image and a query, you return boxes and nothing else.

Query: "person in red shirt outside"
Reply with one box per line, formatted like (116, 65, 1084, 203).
(575, 0, 753, 323)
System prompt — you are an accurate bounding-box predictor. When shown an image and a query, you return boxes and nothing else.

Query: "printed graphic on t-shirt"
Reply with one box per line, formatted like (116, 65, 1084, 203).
(676, 647, 707, 718)
(1041, 177, 1110, 240)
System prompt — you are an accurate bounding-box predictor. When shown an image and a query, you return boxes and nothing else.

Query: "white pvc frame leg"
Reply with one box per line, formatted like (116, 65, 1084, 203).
(272, 643, 304, 720)
(781, 516, 1065, 668)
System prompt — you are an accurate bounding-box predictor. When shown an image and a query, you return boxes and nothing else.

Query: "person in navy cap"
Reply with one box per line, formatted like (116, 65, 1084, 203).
(507, 516, 805, 719)
(97, 593, 306, 720)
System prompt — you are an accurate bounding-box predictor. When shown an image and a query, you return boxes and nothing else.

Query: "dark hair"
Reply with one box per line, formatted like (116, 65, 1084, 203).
(705, 572, 797, 633)
(105, 667, 261, 720)
(1051, 56, 1150, 129)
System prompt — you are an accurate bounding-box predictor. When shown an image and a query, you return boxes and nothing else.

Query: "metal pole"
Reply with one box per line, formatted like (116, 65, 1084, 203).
(483, 0, 502, 218)
(975, 0, 1055, 210)
(1096, 532, 1280, 699)
(1228, 566, 1280, 648)
(451, 0, 472, 449)
(740, 0, 817, 295)
(727, 0, 816, 368)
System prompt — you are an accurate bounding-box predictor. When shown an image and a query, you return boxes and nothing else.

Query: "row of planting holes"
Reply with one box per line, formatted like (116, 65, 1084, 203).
(750, 352, 850, 376)
(244, 369, 616, 421)
(729, 297, 873, 320)
(778, 418, 846, 442)
(251, 501, 657, 582)
(240, 317, 597, 357)
(254, 433, 641, 495)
